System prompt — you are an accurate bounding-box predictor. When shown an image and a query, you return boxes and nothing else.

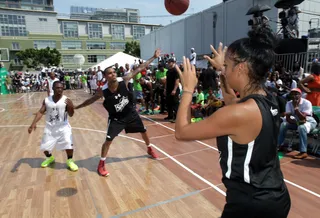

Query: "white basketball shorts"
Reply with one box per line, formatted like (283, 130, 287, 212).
(40, 125, 73, 152)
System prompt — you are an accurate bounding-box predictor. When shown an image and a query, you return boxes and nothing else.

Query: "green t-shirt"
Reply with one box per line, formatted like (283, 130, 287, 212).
(81, 75, 87, 83)
(133, 73, 142, 91)
(196, 92, 204, 106)
(64, 75, 71, 81)
(156, 69, 167, 80)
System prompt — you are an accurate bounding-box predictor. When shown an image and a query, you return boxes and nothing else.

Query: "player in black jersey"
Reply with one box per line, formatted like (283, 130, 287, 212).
(75, 49, 161, 177)
(175, 27, 290, 218)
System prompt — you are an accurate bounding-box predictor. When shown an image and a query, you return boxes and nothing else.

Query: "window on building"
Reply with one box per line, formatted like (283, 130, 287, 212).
(0, 14, 27, 36)
(21, 0, 33, 4)
(152, 26, 160, 31)
(88, 23, 103, 39)
(61, 41, 82, 50)
(39, 18, 47, 22)
(111, 24, 125, 40)
(13, 56, 22, 65)
(88, 55, 106, 63)
(63, 21, 79, 38)
(132, 25, 145, 40)
(86, 42, 106, 50)
(110, 42, 126, 50)
(129, 13, 138, 23)
(32, 0, 45, 4)
(0, 48, 9, 61)
(12, 42, 20, 50)
(34, 40, 56, 49)
(62, 55, 74, 63)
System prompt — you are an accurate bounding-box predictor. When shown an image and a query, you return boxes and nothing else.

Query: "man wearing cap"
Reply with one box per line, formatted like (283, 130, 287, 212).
(164, 58, 180, 122)
(278, 88, 317, 159)
(190, 48, 197, 66)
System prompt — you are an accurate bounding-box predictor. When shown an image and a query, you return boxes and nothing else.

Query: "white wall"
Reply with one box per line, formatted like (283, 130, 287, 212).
(140, 0, 289, 62)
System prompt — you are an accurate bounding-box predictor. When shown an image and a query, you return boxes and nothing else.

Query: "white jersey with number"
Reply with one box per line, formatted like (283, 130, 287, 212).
(45, 95, 69, 128)
(47, 78, 59, 96)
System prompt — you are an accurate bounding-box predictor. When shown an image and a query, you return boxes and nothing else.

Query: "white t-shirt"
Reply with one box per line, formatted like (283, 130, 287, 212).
(97, 71, 103, 81)
(45, 95, 69, 128)
(47, 78, 59, 96)
(190, 52, 197, 65)
(286, 98, 313, 118)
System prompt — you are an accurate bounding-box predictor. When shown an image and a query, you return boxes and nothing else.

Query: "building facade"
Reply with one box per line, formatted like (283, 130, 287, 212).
(0, 0, 54, 11)
(140, 0, 320, 64)
(0, 6, 160, 71)
(70, 6, 140, 23)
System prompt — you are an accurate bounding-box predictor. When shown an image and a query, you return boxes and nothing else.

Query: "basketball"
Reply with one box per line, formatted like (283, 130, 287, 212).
(165, 0, 190, 16)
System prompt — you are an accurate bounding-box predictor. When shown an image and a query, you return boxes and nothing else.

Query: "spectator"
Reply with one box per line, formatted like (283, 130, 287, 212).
(278, 88, 317, 159)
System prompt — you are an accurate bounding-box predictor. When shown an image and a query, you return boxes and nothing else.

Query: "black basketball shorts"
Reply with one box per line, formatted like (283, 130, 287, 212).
(106, 114, 146, 141)
(221, 181, 291, 218)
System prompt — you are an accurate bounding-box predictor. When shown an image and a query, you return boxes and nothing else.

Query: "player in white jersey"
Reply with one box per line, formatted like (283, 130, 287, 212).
(47, 72, 59, 96)
(28, 81, 78, 171)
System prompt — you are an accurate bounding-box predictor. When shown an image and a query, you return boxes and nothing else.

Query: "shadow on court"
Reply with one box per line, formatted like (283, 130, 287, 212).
(291, 158, 320, 168)
(10, 154, 151, 173)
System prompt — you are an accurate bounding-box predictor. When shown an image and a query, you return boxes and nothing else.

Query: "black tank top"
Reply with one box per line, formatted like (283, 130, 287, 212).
(102, 79, 135, 119)
(217, 93, 284, 190)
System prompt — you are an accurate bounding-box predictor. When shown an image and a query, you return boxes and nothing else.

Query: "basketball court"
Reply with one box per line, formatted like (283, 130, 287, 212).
(0, 90, 319, 218)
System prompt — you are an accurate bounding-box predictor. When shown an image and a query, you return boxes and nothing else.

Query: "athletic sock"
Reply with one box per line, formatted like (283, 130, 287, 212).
(100, 157, 106, 161)
(45, 153, 52, 158)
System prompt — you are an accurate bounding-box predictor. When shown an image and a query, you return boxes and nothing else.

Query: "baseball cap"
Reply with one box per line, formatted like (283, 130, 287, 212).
(168, 58, 176, 63)
(290, 88, 302, 94)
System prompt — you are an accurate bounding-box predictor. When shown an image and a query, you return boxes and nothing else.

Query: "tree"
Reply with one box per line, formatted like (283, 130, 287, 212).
(16, 47, 61, 69)
(38, 47, 61, 68)
(16, 48, 39, 69)
(124, 41, 140, 57)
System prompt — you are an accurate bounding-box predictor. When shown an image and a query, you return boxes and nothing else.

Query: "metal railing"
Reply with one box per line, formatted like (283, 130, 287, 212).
(275, 51, 320, 73)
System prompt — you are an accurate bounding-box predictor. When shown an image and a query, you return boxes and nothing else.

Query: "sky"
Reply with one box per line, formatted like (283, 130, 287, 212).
(54, 0, 222, 25)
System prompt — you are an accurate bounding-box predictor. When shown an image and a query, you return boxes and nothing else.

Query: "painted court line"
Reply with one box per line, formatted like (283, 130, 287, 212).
(141, 115, 219, 151)
(150, 133, 174, 139)
(28, 93, 35, 99)
(0, 108, 4, 113)
(158, 148, 211, 160)
(0, 124, 226, 197)
(0, 93, 27, 104)
(17, 93, 27, 100)
(110, 187, 211, 218)
(141, 116, 320, 199)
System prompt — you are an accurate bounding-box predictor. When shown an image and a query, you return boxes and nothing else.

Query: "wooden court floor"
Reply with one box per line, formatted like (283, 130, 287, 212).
(0, 90, 319, 218)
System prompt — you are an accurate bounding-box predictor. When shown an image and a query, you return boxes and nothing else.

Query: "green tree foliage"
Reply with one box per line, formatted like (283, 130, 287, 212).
(124, 41, 140, 57)
(16, 47, 61, 69)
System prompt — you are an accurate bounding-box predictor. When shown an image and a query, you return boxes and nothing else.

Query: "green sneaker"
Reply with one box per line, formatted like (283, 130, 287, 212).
(41, 156, 55, 168)
(66, 159, 78, 172)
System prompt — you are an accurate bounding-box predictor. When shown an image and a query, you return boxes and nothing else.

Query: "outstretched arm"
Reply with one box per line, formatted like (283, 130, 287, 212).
(74, 89, 103, 110)
(123, 49, 161, 82)
(28, 100, 46, 134)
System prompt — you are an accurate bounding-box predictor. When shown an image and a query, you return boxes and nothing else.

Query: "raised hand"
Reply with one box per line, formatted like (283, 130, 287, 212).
(175, 57, 198, 92)
(204, 43, 228, 71)
(153, 48, 161, 59)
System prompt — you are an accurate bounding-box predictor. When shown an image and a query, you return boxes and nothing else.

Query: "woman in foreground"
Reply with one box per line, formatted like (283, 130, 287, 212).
(175, 27, 291, 218)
